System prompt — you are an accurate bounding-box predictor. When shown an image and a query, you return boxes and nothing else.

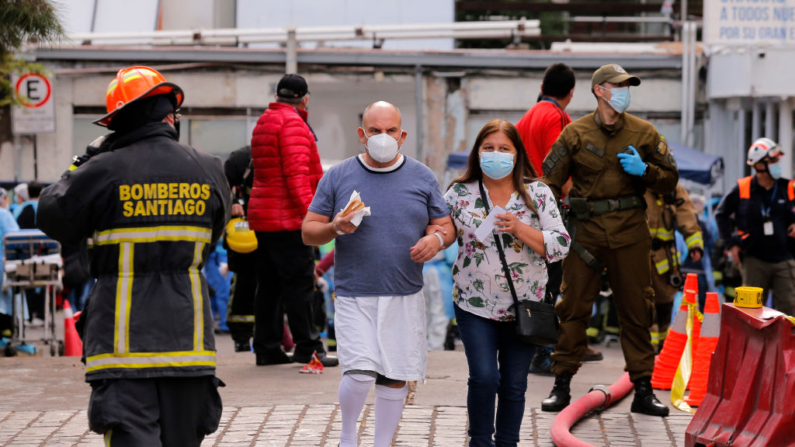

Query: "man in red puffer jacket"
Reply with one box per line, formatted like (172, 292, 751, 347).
(248, 74, 336, 367)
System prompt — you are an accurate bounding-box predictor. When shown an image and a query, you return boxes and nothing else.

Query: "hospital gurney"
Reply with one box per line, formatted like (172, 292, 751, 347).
(2, 230, 63, 357)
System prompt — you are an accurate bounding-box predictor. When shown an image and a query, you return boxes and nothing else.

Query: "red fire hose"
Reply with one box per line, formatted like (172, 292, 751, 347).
(550, 372, 634, 447)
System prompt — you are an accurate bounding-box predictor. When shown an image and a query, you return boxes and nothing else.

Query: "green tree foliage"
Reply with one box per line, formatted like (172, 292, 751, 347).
(0, 0, 63, 107)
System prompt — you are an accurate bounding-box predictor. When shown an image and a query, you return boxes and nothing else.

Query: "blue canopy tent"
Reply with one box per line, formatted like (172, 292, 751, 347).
(446, 151, 469, 170)
(668, 142, 724, 186)
(665, 143, 724, 301)
(442, 151, 471, 191)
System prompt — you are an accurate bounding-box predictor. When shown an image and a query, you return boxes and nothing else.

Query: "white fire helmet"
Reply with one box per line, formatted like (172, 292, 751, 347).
(747, 137, 782, 166)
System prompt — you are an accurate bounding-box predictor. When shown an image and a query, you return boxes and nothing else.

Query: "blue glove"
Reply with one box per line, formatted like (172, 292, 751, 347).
(617, 146, 647, 177)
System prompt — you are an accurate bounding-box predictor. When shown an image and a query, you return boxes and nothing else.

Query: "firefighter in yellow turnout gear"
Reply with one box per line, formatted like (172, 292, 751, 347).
(37, 67, 231, 447)
(644, 183, 703, 352)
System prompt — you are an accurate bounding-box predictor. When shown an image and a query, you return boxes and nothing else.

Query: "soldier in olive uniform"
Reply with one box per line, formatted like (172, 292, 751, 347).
(540, 64, 679, 416)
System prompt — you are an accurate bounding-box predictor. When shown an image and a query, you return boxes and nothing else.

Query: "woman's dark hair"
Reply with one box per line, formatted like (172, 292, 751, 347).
(449, 119, 538, 212)
(542, 63, 576, 99)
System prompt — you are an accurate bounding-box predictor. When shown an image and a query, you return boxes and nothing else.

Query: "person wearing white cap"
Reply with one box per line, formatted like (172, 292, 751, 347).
(0, 188, 9, 210)
(10, 183, 28, 216)
(13, 183, 28, 203)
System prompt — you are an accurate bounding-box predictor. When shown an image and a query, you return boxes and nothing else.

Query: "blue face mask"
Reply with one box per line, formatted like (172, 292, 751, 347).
(603, 86, 631, 114)
(480, 151, 515, 180)
(768, 161, 782, 179)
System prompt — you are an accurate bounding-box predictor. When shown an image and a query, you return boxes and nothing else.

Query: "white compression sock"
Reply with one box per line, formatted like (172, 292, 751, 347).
(338, 374, 375, 447)
(373, 384, 408, 447)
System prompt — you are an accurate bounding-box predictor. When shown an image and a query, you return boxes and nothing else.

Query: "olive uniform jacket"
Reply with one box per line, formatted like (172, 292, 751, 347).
(38, 122, 231, 381)
(644, 183, 703, 276)
(542, 111, 679, 249)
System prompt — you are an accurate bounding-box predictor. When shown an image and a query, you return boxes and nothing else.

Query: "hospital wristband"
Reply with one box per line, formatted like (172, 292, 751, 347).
(332, 222, 345, 236)
(434, 232, 444, 248)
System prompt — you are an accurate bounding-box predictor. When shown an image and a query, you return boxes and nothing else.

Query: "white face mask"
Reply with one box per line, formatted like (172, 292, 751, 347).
(363, 129, 401, 163)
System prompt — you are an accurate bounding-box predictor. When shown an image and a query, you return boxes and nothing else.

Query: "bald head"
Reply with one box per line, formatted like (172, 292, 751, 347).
(362, 101, 402, 129)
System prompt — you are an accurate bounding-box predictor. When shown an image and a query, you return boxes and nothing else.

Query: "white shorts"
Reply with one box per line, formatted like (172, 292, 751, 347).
(335, 291, 428, 382)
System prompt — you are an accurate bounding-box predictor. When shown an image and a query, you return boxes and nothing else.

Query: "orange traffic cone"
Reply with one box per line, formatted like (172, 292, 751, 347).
(299, 351, 324, 374)
(683, 273, 698, 293)
(685, 292, 721, 406)
(63, 300, 82, 357)
(652, 303, 689, 390)
(685, 289, 701, 357)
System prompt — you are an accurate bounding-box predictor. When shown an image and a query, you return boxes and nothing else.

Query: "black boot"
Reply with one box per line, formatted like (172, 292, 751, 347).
(444, 321, 458, 351)
(255, 350, 291, 366)
(529, 348, 554, 376)
(541, 373, 572, 412)
(631, 377, 670, 416)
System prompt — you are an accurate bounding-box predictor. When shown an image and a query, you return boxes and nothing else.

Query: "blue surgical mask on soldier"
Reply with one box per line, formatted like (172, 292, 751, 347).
(364, 130, 401, 163)
(480, 151, 515, 180)
(768, 161, 782, 179)
(602, 86, 631, 114)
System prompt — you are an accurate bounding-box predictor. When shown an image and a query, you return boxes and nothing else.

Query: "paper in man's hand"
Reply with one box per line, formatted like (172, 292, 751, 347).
(340, 190, 371, 226)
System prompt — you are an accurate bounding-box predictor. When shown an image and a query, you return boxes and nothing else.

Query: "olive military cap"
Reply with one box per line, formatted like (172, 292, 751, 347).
(591, 64, 641, 90)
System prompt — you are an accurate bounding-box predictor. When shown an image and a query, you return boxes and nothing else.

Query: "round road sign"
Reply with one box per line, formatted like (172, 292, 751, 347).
(15, 73, 52, 108)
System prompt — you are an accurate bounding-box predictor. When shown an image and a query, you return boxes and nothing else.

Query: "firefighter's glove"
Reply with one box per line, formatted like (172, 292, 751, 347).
(617, 146, 647, 177)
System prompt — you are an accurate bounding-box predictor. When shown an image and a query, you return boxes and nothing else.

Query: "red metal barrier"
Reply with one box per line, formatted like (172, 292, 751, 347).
(685, 304, 795, 447)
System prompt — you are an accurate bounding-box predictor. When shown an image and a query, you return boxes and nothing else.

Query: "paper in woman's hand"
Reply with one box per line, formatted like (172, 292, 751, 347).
(474, 205, 506, 243)
(340, 190, 371, 226)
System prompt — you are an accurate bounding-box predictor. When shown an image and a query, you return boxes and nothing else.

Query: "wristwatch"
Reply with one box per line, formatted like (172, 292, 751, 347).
(332, 222, 345, 236)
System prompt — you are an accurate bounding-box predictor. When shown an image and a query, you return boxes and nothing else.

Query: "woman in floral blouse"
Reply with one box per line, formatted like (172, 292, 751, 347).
(444, 119, 569, 446)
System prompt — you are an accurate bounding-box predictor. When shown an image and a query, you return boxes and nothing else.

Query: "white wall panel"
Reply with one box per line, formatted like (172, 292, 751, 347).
(237, 0, 454, 50)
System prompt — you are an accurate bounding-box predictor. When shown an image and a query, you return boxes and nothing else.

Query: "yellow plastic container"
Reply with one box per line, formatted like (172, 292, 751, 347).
(734, 286, 764, 309)
(225, 218, 258, 254)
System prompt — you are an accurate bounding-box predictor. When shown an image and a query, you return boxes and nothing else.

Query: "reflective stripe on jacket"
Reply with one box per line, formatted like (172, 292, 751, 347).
(37, 123, 231, 381)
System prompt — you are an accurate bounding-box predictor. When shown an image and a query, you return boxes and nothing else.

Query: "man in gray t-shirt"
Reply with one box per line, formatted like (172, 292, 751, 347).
(308, 150, 450, 297)
(303, 101, 454, 447)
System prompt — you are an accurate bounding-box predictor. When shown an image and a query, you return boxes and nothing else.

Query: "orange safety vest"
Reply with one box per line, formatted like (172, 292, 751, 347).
(738, 176, 795, 200)
(737, 176, 752, 199)
(736, 176, 795, 239)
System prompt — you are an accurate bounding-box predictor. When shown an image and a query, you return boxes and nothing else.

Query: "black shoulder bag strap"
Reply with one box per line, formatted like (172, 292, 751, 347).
(478, 179, 559, 346)
(478, 179, 522, 311)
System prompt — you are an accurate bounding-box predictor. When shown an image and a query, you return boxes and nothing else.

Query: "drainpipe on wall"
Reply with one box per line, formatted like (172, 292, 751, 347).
(779, 98, 793, 179)
(286, 27, 297, 74)
(415, 64, 424, 164)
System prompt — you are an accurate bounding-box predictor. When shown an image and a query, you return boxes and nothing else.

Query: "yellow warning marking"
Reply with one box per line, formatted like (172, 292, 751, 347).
(671, 301, 696, 414)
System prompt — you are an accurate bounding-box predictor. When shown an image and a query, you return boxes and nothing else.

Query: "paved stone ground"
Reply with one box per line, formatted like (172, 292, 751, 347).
(0, 319, 693, 446)
(0, 404, 693, 446)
